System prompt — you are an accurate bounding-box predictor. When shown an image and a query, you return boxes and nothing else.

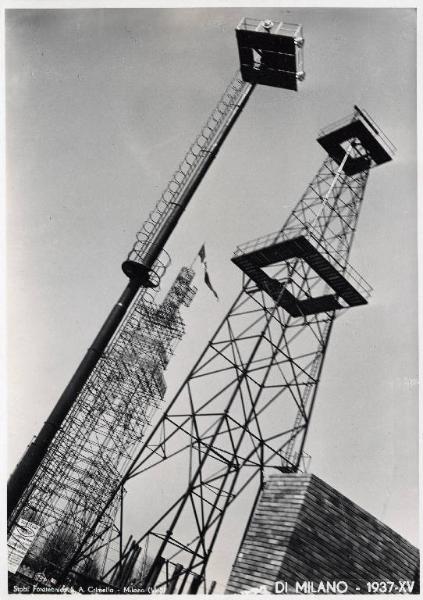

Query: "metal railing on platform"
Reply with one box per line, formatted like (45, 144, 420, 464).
(233, 226, 372, 301)
(317, 107, 396, 158)
(236, 16, 303, 39)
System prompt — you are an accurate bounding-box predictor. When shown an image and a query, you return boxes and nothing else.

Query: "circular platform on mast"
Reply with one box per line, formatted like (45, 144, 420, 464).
(121, 260, 159, 287)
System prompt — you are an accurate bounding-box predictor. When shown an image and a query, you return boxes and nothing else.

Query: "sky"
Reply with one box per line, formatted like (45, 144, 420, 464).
(5, 6, 418, 591)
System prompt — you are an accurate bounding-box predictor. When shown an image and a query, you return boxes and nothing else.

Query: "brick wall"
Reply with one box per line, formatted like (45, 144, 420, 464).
(226, 473, 419, 594)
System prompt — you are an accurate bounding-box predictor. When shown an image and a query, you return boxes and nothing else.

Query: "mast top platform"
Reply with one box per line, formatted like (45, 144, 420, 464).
(317, 106, 396, 175)
(236, 17, 304, 90)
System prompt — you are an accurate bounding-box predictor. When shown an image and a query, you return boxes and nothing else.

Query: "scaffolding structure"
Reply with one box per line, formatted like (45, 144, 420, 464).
(62, 107, 394, 593)
(7, 267, 197, 579)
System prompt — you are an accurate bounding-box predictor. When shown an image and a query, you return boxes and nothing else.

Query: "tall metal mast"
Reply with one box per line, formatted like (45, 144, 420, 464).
(8, 15, 305, 547)
(63, 106, 394, 593)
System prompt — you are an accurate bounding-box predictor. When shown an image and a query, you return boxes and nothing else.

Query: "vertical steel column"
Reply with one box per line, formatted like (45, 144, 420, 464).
(166, 564, 184, 594)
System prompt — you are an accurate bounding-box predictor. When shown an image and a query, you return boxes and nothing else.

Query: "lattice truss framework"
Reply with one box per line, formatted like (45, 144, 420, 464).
(8, 267, 197, 577)
(71, 150, 371, 592)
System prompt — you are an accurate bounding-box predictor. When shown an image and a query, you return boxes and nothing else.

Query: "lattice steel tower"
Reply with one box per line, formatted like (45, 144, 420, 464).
(65, 106, 395, 593)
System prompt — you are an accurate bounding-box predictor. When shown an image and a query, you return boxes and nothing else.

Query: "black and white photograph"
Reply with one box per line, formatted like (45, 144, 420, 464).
(4, 4, 420, 595)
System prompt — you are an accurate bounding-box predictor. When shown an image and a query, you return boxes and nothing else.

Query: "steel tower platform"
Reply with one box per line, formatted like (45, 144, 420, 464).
(317, 105, 395, 175)
(232, 234, 371, 316)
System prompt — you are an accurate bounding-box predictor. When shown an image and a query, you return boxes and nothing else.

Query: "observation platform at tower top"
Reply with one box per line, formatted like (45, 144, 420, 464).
(236, 17, 305, 90)
(232, 227, 372, 317)
(317, 106, 396, 176)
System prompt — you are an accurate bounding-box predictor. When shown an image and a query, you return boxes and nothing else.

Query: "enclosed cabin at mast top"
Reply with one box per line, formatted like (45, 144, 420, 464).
(232, 107, 395, 318)
(236, 17, 305, 90)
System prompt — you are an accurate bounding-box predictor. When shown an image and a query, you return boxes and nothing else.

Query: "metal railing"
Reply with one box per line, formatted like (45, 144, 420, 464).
(233, 226, 372, 301)
(236, 16, 303, 40)
(317, 106, 396, 158)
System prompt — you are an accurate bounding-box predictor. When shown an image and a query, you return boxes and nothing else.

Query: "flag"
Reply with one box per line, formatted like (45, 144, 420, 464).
(198, 244, 219, 300)
(204, 270, 219, 300)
